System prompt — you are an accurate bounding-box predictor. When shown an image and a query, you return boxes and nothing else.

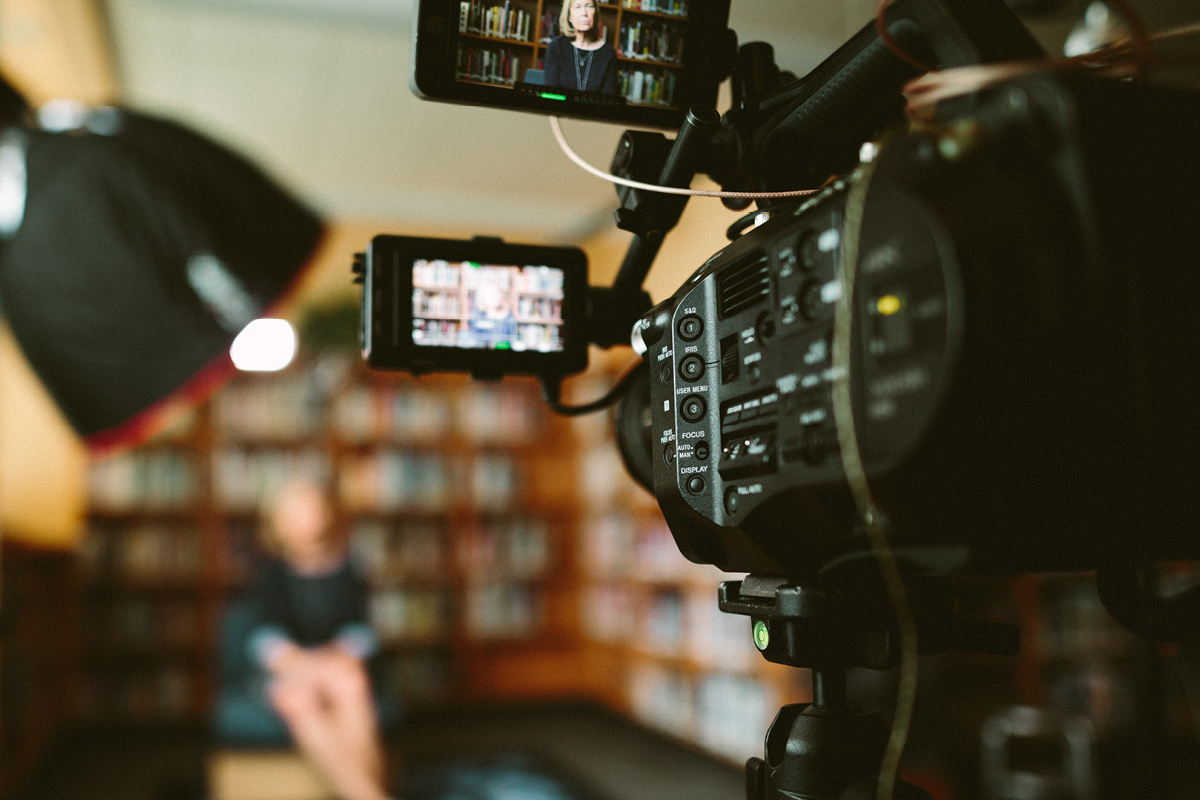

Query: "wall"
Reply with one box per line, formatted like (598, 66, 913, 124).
(0, 0, 117, 547)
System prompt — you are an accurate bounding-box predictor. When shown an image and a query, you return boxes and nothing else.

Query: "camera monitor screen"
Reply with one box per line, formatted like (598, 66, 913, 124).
(412, 259, 566, 353)
(361, 235, 587, 378)
(412, 0, 732, 128)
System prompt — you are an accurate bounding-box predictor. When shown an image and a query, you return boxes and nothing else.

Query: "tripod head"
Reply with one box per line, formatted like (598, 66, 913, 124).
(719, 574, 1019, 800)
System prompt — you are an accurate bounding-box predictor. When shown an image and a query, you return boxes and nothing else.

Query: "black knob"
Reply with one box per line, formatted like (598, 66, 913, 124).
(678, 314, 704, 342)
(679, 354, 705, 382)
(680, 395, 707, 423)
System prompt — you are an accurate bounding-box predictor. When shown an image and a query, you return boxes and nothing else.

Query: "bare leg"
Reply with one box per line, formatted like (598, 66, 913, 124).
(269, 677, 391, 800)
(312, 653, 387, 786)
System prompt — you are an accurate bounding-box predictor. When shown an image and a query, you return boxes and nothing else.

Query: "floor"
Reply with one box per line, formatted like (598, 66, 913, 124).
(15, 703, 744, 800)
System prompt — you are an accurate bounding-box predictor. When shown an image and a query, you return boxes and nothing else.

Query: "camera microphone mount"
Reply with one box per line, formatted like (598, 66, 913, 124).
(719, 575, 1019, 800)
(586, 105, 722, 350)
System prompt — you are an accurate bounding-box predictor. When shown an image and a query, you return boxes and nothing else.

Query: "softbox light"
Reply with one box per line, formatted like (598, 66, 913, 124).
(0, 105, 324, 451)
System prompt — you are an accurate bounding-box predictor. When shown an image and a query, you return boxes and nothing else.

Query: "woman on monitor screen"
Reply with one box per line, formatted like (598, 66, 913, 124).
(543, 0, 618, 95)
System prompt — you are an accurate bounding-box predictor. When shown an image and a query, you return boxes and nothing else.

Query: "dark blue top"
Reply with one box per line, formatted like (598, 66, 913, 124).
(543, 37, 618, 95)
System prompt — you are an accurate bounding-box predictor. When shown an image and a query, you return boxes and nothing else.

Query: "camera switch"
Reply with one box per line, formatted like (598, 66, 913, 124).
(681, 395, 706, 423)
(696, 441, 710, 460)
(678, 315, 704, 342)
(679, 354, 705, 382)
(687, 475, 706, 495)
(664, 444, 676, 465)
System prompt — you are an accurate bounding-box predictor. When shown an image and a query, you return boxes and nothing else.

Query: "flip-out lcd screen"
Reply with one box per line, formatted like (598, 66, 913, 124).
(412, 259, 566, 353)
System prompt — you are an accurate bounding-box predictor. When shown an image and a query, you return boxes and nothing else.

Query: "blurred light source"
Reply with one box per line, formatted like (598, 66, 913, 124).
(231, 318, 297, 371)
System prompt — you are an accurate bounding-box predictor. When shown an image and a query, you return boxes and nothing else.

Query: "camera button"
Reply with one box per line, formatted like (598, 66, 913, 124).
(679, 354, 705, 382)
(664, 444, 676, 465)
(686, 475, 706, 495)
(696, 441, 710, 460)
(680, 395, 706, 423)
(678, 315, 704, 342)
(724, 488, 739, 514)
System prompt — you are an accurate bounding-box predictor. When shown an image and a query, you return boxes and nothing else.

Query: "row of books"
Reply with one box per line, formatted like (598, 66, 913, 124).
(352, 518, 552, 581)
(80, 524, 203, 583)
(213, 448, 329, 511)
(334, 385, 449, 442)
(369, 587, 452, 642)
(618, 67, 676, 106)
(628, 664, 778, 763)
(413, 319, 563, 353)
(81, 598, 198, 650)
(621, 0, 687, 16)
(351, 520, 448, 579)
(89, 449, 199, 510)
(458, 519, 552, 579)
(459, 0, 535, 41)
(214, 372, 325, 440)
(76, 668, 193, 720)
(457, 44, 523, 86)
(583, 584, 757, 669)
(412, 290, 562, 324)
(339, 451, 519, 512)
(414, 262, 566, 294)
(337, 381, 541, 444)
(618, 19, 682, 63)
(581, 513, 720, 583)
(464, 582, 542, 638)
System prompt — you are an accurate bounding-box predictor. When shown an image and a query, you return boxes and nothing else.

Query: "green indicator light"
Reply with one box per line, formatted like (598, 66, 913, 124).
(753, 620, 770, 651)
(495, 342, 511, 350)
(539, 92, 568, 101)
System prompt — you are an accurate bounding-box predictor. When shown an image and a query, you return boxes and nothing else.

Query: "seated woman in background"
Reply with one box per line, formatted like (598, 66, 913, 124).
(543, 0, 618, 95)
(218, 478, 392, 800)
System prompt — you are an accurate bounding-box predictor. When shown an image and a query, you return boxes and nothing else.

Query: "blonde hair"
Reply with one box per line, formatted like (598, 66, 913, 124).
(559, 0, 599, 42)
(257, 476, 339, 556)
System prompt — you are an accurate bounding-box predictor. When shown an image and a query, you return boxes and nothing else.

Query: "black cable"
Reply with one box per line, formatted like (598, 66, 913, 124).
(541, 359, 648, 416)
(726, 210, 760, 240)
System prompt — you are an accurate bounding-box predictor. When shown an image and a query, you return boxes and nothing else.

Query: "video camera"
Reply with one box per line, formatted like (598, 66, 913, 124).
(358, 0, 1200, 796)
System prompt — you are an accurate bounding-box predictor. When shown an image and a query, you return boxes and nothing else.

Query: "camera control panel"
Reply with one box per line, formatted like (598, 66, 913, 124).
(643, 177, 962, 541)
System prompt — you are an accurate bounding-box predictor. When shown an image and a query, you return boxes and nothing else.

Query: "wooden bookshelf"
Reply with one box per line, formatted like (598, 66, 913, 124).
(455, 0, 686, 105)
(76, 350, 584, 723)
(566, 349, 810, 765)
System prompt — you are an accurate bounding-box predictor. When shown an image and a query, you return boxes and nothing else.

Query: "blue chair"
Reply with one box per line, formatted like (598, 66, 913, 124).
(213, 598, 291, 745)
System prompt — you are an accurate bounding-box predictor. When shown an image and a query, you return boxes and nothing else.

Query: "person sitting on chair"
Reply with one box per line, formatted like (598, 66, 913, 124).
(217, 477, 393, 800)
(542, 0, 618, 95)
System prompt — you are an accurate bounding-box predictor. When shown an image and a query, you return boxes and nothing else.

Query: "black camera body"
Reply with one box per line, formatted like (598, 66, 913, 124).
(634, 74, 1200, 581)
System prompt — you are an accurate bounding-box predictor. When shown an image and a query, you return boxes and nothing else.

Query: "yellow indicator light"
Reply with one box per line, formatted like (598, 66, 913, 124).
(876, 295, 902, 316)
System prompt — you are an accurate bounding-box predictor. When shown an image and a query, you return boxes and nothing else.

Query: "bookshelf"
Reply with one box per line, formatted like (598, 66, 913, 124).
(456, 0, 688, 106)
(569, 349, 809, 765)
(76, 350, 581, 722)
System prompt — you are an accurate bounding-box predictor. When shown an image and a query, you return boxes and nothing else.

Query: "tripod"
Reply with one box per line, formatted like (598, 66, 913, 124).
(719, 575, 1020, 800)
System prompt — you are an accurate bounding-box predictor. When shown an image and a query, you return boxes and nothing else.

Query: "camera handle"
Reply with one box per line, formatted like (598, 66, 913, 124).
(586, 106, 721, 349)
(719, 576, 1019, 800)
